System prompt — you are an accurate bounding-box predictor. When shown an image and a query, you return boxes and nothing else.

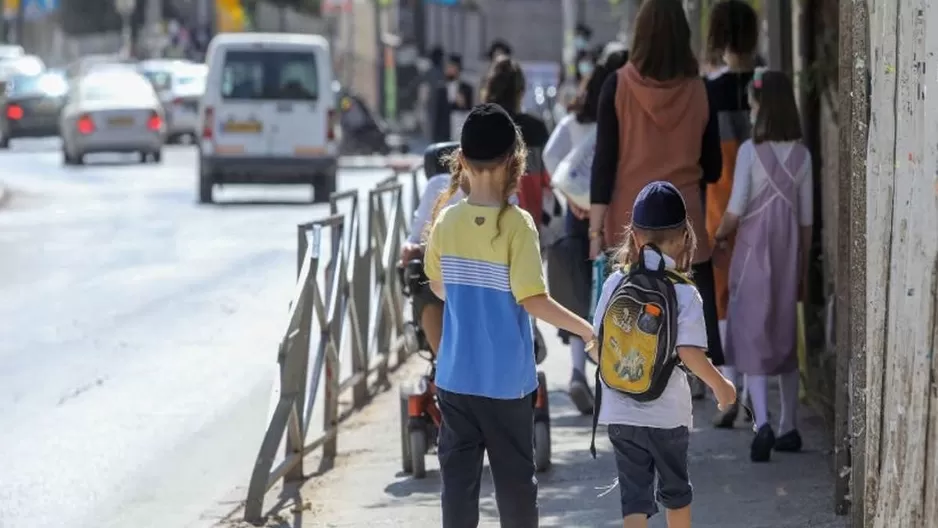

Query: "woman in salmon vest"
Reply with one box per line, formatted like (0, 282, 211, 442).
(589, 0, 724, 374)
(703, 0, 760, 427)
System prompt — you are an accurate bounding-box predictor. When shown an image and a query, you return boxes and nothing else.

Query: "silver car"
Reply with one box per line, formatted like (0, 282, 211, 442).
(60, 70, 166, 165)
(163, 63, 207, 142)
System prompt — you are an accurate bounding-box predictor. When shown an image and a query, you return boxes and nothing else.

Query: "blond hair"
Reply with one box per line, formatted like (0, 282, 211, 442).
(611, 220, 698, 273)
(423, 128, 528, 243)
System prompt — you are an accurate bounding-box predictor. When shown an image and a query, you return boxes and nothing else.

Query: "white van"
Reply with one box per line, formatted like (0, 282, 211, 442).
(198, 33, 339, 203)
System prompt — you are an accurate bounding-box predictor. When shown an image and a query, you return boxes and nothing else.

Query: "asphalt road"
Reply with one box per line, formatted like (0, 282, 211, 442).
(0, 139, 400, 528)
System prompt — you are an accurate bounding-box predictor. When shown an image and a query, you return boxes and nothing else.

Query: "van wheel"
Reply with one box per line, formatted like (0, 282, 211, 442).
(313, 171, 337, 204)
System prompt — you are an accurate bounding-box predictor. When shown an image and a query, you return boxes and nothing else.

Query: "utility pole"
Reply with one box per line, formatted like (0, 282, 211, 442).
(144, 0, 162, 58)
(13, 0, 24, 46)
(115, 0, 134, 58)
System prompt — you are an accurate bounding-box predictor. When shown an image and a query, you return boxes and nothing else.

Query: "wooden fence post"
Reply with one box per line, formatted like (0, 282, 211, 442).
(863, 0, 938, 525)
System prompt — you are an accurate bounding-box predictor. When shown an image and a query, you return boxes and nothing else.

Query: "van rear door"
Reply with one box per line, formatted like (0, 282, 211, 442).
(209, 49, 274, 157)
(260, 46, 333, 159)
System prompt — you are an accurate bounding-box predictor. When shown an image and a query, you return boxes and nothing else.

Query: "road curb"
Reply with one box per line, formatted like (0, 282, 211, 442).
(0, 182, 9, 210)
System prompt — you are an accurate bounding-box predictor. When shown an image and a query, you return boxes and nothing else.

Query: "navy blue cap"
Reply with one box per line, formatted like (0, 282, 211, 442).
(460, 103, 517, 162)
(632, 181, 687, 230)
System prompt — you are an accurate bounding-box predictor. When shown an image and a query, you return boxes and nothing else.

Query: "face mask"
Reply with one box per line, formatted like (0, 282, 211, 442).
(578, 61, 593, 77)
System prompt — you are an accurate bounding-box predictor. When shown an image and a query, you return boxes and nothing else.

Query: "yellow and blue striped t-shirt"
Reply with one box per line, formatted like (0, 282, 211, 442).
(425, 200, 547, 399)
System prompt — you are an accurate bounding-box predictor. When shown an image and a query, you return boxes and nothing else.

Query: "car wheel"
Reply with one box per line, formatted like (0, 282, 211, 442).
(313, 170, 337, 204)
(151, 150, 163, 163)
(138, 152, 148, 164)
(0, 134, 9, 149)
(62, 148, 73, 165)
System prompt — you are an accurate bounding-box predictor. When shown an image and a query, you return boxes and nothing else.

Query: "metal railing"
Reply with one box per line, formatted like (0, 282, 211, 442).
(244, 164, 423, 524)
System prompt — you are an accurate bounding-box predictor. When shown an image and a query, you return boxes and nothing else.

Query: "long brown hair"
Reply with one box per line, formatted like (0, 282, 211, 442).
(629, 0, 699, 82)
(423, 128, 528, 243)
(612, 221, 698, 273)
(707, 0, 759, 56)
(749, 70, 802, 144)
(480, 57, 526, 113)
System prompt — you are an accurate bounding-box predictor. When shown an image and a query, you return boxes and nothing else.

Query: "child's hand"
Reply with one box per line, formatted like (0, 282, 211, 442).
(714, 377, 737, 411)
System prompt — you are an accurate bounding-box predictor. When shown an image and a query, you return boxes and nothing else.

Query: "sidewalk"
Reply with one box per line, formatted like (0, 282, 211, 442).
(225, 324, 847, 528)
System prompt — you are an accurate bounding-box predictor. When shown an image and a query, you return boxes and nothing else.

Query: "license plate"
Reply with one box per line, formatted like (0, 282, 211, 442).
(108, 116, 134, 127)
(37, 100, 56, 110)
(223, 121, 262, 134)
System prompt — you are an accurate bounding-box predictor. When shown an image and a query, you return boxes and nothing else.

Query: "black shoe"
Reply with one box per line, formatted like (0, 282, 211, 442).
(774, 429, 803, 452)
(569, 370, 594, 415)
(750, 424, 776, 462)
(712, 388, 741, 428)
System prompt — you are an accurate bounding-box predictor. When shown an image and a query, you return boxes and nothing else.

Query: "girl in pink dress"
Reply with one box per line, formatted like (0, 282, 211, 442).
(713, 69, 813, 462)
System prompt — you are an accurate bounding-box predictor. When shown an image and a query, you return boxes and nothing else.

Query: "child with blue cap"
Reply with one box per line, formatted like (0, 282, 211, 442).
(590, 181, 736, 528)
(424, 103, 595, 528)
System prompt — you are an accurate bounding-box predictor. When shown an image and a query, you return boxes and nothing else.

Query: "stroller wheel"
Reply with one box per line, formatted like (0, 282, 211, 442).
(399, 393, 414, 474)
(534, 327, 547, 365)
(534, 421, 552, 472)
(409, 429, 428, 479)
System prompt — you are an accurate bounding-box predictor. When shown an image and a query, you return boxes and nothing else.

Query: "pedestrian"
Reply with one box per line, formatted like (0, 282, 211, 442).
(543, 48, 629, 415)
(487, 39, 513, 62)
(712, 69, 812, 462)
(589, 0, 725, 373)
(703, 0, 761, 427)
(479, 57, 551, 227)
(422, 46, 449, 143)
(590, 181, 737, 528)
(444, 53, 474, 140)
(423, 103, 595, 528)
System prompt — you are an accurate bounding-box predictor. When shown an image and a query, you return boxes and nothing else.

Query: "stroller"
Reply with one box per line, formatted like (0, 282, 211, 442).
(396, 143, 553, 479)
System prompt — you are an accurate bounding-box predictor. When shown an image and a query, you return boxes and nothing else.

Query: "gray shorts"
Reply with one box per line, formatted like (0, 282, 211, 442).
(607, 424, 693, 518)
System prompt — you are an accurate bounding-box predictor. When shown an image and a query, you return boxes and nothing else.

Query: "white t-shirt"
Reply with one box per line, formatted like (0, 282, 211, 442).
(592, 250, 709, 429)
(542, 114, 596, 177)
(727, 139, 814, 227)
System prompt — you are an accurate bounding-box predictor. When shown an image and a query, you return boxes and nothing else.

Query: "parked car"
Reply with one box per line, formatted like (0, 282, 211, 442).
(197, 33, 338, 204)
(0, 70, 69, 148)
(163, 63, 207, 143)
(60, 70, 166, 165)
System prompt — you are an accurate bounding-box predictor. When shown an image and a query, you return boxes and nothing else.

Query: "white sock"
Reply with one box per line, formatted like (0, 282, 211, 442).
(778, 369, 800, 435)
(570, 337, 587, 375)
(747, 374, 770, 429)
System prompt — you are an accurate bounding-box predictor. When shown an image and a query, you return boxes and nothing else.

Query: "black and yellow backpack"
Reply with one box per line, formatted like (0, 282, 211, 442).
(589, 244, 692, 458)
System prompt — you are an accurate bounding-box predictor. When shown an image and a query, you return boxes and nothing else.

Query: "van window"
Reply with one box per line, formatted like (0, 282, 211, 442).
(220, 50, 318, 101)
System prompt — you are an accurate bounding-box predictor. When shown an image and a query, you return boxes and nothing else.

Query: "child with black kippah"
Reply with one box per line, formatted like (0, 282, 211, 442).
(424, 103, 594, 528)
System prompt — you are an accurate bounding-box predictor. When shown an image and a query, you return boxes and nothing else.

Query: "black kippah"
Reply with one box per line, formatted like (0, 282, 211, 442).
(632, 181, 687, 230)
(460, 103, 517, 162)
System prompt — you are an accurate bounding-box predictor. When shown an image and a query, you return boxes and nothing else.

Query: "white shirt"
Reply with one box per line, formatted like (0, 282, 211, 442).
(727, 139, 814, 226)
(542, 114, 596, 176)
(592, 250, 709, 429)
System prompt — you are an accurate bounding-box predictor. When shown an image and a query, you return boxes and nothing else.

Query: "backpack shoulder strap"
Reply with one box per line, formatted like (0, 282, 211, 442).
(666, 270, 694, 286)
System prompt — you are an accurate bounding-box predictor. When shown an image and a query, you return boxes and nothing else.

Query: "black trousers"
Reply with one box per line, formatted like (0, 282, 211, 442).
(691, 259, 725, 366)
(437, 389, 539, 528)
